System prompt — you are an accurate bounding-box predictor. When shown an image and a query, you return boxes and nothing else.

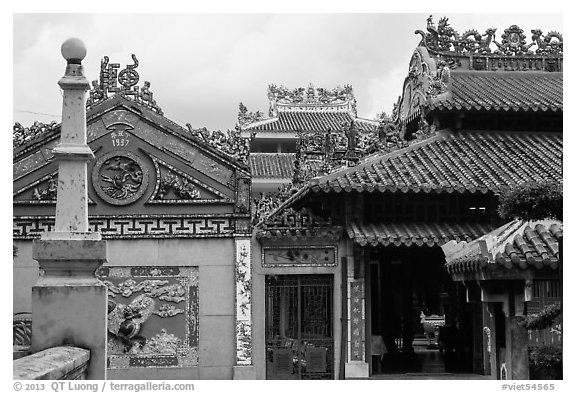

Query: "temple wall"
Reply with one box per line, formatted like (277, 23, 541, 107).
(13, 237, 237, 380)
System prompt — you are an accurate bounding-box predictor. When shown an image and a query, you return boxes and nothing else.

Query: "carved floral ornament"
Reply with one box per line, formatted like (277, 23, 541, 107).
(416, 16, 563, 57)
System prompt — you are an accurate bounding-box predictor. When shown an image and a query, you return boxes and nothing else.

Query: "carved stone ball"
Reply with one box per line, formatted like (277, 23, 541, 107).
(61, 38, 87, 63)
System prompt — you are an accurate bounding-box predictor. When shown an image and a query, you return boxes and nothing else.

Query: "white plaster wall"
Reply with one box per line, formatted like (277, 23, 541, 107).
(14, 237, 237, 380)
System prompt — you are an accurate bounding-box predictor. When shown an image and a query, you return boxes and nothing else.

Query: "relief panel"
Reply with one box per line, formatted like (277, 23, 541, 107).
(96, 266, 199, 368)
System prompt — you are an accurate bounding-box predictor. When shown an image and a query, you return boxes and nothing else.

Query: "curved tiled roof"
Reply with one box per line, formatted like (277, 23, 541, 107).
(307, 130, 562, 194)
(444, 220, 562, 276)
(430, 72, 563, 112)
(244, 112, 379, 132)
(250, 153, 295, 179)
(347, 221, 496, 247)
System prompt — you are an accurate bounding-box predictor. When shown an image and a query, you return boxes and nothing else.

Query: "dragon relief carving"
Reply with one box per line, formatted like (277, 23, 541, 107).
(104, 278, 187, 354)
(98, 156, 144, 200)
(530, 29, 563, 55)
(416, 15, 563, 58)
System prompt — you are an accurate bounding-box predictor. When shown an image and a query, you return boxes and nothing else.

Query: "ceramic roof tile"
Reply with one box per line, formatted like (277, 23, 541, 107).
(347, 221, 496, 247)
(444, 220, 562, 276)
(430, 72, 563, 112)
(308, 131, 562, 194)
(244, 112, 379, 132)
(249, 153, 295, 179)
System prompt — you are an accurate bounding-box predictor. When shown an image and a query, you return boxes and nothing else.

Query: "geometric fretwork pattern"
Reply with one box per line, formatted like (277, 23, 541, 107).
(13, 215, 234, 239)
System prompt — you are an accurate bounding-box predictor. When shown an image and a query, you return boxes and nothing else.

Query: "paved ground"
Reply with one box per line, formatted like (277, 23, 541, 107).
(373, 372, 490, 380)
(372, 337, 490, 380)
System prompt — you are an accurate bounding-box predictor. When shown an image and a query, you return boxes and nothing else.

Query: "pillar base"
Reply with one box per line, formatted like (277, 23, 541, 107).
(232, 365, 256, 380)
(345, 361, 369, 379)
(31, 283, 107, 379)
(31, 236, 108, 380)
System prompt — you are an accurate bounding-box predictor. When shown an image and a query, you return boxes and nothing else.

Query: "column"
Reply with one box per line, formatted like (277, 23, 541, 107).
(233, 237, 256, 379)
(344, 245, 369, 378)
(31, 38, 108, 380)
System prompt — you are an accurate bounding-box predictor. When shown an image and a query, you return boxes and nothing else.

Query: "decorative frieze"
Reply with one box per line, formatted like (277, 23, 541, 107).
(14, 215, 236, 239)
(96, 266, 199, 368)
(262, 246, 337, 267)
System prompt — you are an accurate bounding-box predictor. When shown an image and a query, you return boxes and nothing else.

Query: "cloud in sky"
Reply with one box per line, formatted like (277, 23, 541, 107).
(13, 13, 563, 130)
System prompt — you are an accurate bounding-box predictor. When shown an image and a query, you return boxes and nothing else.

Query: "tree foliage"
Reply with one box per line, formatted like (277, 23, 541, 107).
(497, 180, 562, 222)
(520, 303, 561, 331)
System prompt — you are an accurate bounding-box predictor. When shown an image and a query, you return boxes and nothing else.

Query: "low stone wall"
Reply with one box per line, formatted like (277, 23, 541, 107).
(14, 346, 90, 380)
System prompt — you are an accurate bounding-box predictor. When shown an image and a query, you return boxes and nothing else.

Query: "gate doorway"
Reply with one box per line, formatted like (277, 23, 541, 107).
(265, 274, 334, 380)
(369, 246, 474, 375)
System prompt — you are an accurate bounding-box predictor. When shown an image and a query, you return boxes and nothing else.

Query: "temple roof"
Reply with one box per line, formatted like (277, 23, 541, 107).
(303, 130, 560, 193)
(443, 219, 562, 279)
(429, 72, 563, 113)
(244, 112, 379, 133)
(397, 17, 563, 125)
(250, 153, 295, 179)
(240, 83, 380, 133)
(263, 129, 562, 222)
(347, 221, 496, 247)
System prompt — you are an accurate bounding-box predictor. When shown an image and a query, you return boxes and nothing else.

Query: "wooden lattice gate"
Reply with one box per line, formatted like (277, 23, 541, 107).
(265, 275, 334, 380)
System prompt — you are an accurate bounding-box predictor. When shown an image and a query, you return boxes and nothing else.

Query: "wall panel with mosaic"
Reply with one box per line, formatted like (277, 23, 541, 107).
(96, 266, 199, 368)
(262, 246, 337, 267)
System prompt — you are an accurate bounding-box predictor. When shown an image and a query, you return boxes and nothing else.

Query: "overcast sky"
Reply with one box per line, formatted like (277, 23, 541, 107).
(13, 13, 563, 131)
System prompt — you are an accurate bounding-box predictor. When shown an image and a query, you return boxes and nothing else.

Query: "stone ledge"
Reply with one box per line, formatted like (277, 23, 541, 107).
(14, 346, 90, 380)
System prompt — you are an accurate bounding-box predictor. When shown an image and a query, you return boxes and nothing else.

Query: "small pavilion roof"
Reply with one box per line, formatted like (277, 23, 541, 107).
(243, 112, 379, 133)
(443, 219, 562, 280)
(347, 221, 496, 247)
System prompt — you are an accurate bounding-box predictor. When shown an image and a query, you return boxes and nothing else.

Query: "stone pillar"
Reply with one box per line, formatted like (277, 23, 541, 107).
(232, 237, 255, 379)
(509, 315, 529, 380)
(344, 246, 369, 379)
(31, 38, 108, 380)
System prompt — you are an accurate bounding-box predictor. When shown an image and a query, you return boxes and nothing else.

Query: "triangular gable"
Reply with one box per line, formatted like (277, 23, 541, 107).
(14, 97, 249, 216)
(146, 154, 232, 204)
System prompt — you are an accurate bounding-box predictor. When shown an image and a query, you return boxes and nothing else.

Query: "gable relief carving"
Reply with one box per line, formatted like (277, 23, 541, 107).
(91, 150, 150, 206)
(146, 155, 232, 204)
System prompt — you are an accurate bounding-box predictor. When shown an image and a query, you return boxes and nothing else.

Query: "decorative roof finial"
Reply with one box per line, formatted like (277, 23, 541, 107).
(86, 54, 164, 115)
(61, 37, 87, 64)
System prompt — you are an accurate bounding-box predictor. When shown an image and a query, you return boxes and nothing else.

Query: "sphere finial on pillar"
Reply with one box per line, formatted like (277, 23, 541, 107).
(61, 38, 87, 64)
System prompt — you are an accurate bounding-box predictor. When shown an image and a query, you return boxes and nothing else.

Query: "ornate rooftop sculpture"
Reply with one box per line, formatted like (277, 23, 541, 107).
(86, 54, 164, 115)
(184, 124, 251, 165)
(291, 118, 410, 184)
(237, 103, 265, 127)
(416, 16, 563, 57)
(414, 16, 563, 74)
(267, 83, 357, 116)
(13, 121, 60, 149)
